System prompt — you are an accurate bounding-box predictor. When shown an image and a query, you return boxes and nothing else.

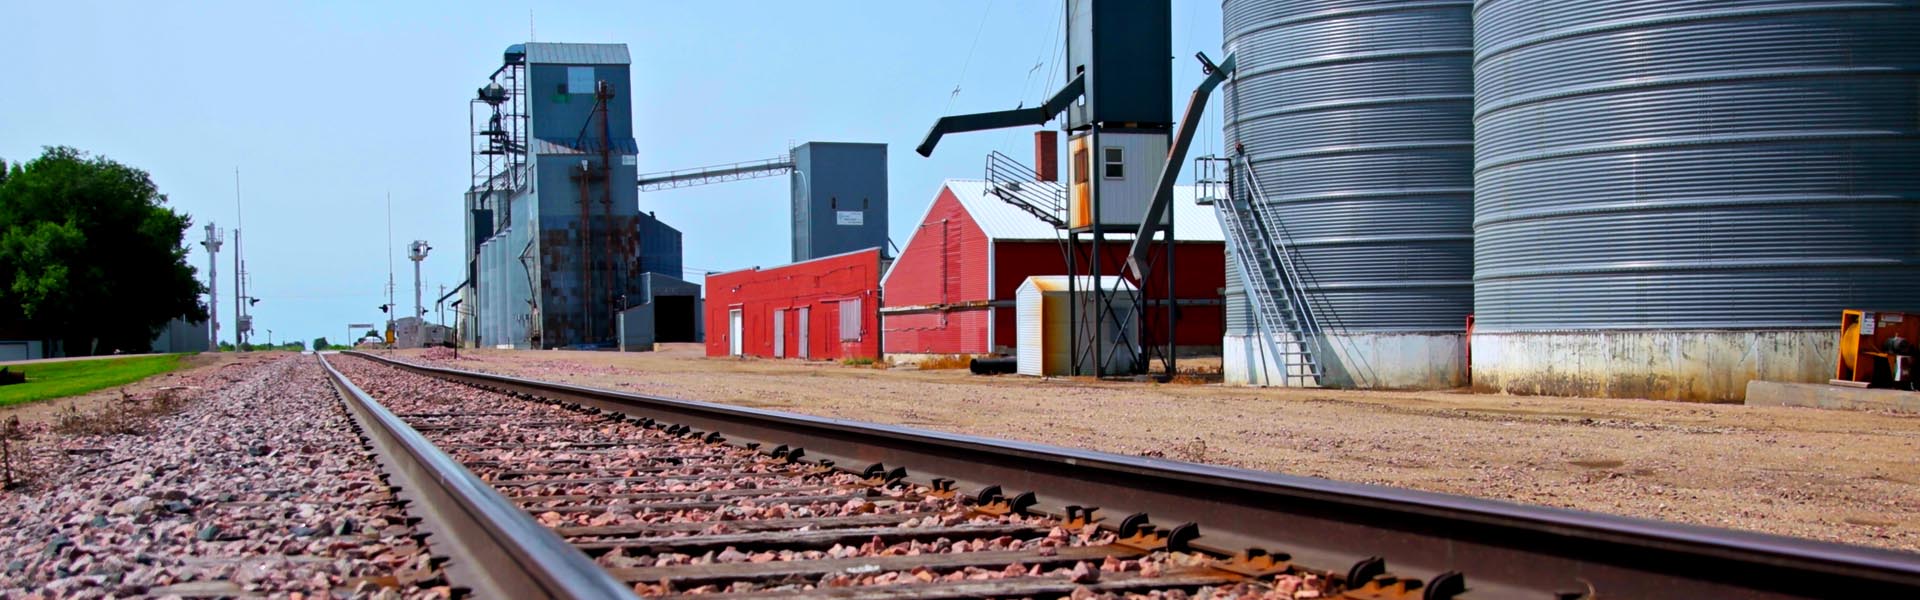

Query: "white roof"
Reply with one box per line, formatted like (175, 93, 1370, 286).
(941, 179, 1223, 242)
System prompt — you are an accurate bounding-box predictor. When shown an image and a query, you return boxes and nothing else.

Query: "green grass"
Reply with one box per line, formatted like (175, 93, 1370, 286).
(0, 354, 191, 407)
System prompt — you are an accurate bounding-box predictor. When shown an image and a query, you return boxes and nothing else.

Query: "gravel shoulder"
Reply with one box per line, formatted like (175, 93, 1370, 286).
(0, 354, 435, 598)
(394, 345, 1920, 553)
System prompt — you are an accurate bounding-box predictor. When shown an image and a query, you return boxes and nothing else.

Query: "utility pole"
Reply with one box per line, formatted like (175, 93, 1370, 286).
(233, 168, 248, 350)
(408, 240, 432, 347)
(200, 222, 223, 351)
(386, 192, 397, 346)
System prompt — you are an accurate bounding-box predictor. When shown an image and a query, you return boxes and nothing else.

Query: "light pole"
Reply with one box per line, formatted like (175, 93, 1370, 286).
(266, 329, 273, 348)
(199, 223, 222, 351)
(408, 240, 432, 347)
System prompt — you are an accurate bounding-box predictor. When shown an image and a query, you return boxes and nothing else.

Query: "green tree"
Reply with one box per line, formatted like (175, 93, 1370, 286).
(312, 336, 330, 351)
(0, 147, 206, 354)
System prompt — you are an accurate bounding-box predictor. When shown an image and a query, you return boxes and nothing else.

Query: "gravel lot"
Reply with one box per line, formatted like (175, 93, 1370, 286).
(396, 345, 1920, 553)
(0, 355, 436, 598)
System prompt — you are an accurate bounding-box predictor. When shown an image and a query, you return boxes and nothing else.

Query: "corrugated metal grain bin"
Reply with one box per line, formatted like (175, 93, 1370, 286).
(1015, 276, 1139, 377)
(1221, 0, 1475, 388)
(1471, 0, 1920, 401)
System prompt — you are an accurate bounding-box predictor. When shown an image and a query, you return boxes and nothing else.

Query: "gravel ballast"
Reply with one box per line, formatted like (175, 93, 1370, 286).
(0, 355, 437, 598)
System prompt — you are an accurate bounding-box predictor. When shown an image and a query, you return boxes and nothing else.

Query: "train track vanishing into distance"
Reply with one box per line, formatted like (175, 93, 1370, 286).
(318, 351, 1920, 599)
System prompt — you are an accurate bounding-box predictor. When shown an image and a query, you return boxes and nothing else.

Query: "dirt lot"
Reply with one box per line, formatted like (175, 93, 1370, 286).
(394, 345, 1920, 552)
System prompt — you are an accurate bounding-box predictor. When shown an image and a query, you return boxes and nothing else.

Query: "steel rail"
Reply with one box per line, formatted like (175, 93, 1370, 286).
(342, 352, 1920, 599)
(317, 353, 636, 600)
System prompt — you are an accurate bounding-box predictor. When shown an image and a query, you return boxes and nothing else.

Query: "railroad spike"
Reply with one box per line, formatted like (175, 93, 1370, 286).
(1118, 512, 1151, 539)
(784, 448, 805, 463)
(1064, 505, 1102, 528)
(925, 478, 958, 499)
(1008, 491, 1037, 514)
(862, 463, 888, 480)
(1165, 522, 1201, 552)
(1346, 556, 1387, 587)
(1424, 571, 1467, 600)
(770, 445, 790, 458)
(703, 431, 724, 443)
(973, 485, 1003, 506)
(884, 466, 908, 483)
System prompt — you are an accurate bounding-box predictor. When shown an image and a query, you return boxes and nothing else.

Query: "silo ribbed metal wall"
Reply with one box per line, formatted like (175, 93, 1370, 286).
(1224, 242, 1251, 333)
(1474, 0, 1920, 331)
(1223, 0, 1476, 333)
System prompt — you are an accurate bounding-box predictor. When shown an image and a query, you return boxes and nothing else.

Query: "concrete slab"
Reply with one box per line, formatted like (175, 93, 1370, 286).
(1745, 380, 1920, 415)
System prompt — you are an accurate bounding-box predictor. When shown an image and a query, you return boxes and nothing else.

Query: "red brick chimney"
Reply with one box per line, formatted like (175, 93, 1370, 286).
(1033, 130, 1059, 182)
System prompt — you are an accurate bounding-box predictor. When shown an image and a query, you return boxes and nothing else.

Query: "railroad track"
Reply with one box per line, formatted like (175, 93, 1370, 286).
(319, 352, 1920, 599)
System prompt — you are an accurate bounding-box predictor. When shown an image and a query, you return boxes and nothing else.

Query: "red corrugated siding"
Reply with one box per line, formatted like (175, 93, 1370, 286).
(881, 186, 991, 354)
(989, 241, 1225, 350)
(881, 309, 991, 354)
(704, 248, 882, 360)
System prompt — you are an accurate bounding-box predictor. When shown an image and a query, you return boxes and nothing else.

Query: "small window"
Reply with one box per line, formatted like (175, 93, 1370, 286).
(1103, 147, 1124, 179)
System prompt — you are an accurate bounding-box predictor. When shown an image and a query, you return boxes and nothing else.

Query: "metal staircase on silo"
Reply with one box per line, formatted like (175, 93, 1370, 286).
(1197, 156, 1326, 386)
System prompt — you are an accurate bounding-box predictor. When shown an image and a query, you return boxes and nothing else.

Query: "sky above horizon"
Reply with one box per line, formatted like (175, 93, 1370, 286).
(0, 1, 1225, 347)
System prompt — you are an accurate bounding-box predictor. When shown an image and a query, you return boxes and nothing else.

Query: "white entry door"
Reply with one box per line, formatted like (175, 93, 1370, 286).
(728, 309, 743, 356)
(797, 307, 810, 359)
(773, 309, 786, 358)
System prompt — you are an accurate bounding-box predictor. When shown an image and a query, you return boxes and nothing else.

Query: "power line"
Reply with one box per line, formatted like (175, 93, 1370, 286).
(943, 0, 997, 114)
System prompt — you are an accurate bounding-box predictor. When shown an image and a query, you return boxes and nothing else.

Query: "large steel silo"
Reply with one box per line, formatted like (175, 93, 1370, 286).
(1472, 0, 1920, 400)
(1222, 0, 1476, 388)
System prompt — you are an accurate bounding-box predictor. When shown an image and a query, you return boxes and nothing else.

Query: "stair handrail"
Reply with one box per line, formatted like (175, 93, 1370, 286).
(1215, 193, 1301, 385)
(983, 151, 1067, 228)
(1237, 157, 1379, 387)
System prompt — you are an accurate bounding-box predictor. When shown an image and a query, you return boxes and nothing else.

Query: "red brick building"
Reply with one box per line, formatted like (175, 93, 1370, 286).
(705, 247, 883, 360)
(881, 180, 1224, 358)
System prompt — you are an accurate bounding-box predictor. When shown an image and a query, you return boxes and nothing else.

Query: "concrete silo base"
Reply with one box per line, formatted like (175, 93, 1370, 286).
(1470, 330, 1835, 402)
(1224, 332, 1467, 389)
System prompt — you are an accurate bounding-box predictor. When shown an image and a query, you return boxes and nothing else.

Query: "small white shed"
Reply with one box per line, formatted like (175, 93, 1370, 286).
(1015, 276, 1140, 377)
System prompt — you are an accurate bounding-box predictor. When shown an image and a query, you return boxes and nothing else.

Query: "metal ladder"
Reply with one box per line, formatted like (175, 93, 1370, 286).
(1200, 156, 1325, 386)
(983, 151, 1067, 229)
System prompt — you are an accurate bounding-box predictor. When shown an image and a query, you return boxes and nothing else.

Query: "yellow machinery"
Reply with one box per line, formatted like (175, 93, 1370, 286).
(1835, 309, 1918, 388)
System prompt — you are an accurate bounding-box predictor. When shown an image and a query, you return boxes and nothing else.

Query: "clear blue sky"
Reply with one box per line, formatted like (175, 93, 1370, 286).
(0, 1, 1225, 347)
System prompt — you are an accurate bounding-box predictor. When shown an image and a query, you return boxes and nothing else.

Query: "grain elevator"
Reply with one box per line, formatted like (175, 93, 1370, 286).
(462, 42, 691, 349)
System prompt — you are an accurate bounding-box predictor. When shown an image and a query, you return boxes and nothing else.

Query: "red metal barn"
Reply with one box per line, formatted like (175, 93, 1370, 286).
(881, 180, 1223, 358)
(705, 248, 884, 360)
